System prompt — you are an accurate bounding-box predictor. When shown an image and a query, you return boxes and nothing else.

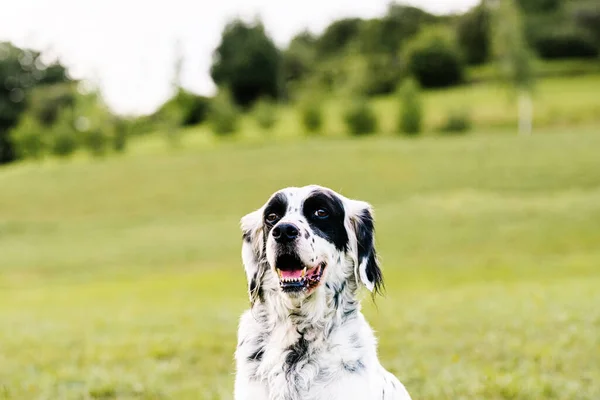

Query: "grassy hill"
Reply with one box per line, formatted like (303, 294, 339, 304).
(1, 124, 600, 398)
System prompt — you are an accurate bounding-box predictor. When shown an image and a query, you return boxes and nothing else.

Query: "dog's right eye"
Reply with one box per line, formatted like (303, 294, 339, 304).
(266, 213, 280, 224)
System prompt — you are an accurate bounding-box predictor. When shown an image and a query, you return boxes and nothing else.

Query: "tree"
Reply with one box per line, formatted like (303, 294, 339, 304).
(490, 0, 536, 135)
(0, 42, 70, 164)
(210, 18, 282, 108)
(457, 3, 492, 65)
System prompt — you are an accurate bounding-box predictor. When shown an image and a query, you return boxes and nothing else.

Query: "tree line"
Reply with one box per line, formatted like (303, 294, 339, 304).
(0, 0, 598, 164)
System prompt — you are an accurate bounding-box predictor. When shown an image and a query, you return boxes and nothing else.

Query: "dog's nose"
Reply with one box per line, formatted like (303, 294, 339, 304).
(272, 223, 299, 244)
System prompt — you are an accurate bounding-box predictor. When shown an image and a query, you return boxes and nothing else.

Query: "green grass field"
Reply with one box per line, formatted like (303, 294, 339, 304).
(2, 79, 600, 398)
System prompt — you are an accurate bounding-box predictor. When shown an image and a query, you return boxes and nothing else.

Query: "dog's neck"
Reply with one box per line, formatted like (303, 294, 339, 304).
(254, 271, 361, 342)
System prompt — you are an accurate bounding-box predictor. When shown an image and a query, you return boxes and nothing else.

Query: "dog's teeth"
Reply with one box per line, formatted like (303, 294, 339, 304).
(277, 269, 283, 279)
(301, 267, 307, 278)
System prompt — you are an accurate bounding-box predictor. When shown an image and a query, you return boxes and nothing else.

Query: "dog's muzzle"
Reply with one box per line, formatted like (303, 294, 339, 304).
(274, 252, 326, 293)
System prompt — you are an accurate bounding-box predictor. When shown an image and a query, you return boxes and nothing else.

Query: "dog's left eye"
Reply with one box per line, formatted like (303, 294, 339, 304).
(266, 213, 280, 224)
(314, 209, 329, 219)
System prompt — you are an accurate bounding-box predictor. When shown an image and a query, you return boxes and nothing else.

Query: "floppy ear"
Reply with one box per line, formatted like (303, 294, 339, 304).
(240, 208, 266, 304)
(348, 201, 384, 295)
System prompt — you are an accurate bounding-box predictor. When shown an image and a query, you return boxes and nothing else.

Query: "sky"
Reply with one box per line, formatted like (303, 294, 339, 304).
(1, 0, 478, 116)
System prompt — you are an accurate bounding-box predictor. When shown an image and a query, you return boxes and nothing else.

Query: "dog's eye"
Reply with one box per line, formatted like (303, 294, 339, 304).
(266, 213, 280, 224)
(314, 209, 329, 219)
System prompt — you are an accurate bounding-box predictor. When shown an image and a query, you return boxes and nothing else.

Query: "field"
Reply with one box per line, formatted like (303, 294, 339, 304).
(2, 129, 600, 399)
(2, 78, 600, 398)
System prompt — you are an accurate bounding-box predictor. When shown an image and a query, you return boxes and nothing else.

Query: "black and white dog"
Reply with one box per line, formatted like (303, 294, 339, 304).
(234, 185, 412, 400)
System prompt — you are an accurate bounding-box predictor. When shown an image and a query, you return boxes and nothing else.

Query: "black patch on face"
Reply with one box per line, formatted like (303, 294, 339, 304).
(263, 192, 288, 237)
(304, 231, 310, 239)
(302, 190, 348, 251)
(355, 208, 384, 295)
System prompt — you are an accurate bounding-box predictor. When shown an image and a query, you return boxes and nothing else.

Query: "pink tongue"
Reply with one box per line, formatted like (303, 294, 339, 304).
(280, 269, 304, 279)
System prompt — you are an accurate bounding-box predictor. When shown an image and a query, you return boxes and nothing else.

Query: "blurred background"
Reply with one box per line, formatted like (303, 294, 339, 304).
(1, 0, 600, 398)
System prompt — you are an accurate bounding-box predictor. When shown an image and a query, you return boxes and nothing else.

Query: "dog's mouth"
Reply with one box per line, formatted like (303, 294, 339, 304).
(274, 253, 326, 293)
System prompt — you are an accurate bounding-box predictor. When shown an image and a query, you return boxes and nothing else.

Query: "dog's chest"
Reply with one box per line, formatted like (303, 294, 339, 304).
(245, 326, 366, 400)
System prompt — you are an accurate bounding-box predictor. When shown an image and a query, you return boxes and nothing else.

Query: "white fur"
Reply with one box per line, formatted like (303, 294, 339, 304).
(235, 185, 412, 400)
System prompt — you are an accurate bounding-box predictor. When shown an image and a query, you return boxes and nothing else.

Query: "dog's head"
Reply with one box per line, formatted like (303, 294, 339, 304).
(240, 185, 383, 304)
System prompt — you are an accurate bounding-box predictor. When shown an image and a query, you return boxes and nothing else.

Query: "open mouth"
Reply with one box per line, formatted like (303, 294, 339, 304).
(274, 253, 326, 293)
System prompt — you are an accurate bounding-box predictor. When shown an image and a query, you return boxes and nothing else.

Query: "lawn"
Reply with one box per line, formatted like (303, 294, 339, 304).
(1, 126, 600, 399)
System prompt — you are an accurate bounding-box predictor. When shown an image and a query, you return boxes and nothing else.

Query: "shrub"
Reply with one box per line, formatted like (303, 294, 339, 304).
(439, 109, 472, 134)
(299, 100, 323, 135)
(253, 97, 278, 131)
(112, 118, 128, 153)
(49, 108, 78, 158)
(208, 89, 239, 136)
(405, 29, 464, 88)
(398, 78, 423, 135)
(533, 28, 598, 59)
(344, 97, 378, 136)
(9, 113, 46, 160)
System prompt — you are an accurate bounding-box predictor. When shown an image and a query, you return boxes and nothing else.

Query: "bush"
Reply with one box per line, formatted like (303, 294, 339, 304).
(253, 98, 278, 131)
(112, 119, 128, 153)
(398, 78, 423, 135)
(344, 97, 378, 136)
(208, 89, 239, 135)
(405, 29, 464, 88)
(439, 109, 472, 134)
(299, 100, 323, 135)
(49, 108, 78, 158)
(9, 113, 46, 160)
(533, 28, 598, 59)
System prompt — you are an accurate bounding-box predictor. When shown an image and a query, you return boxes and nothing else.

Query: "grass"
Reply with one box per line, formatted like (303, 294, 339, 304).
(1, 124, 600, 399)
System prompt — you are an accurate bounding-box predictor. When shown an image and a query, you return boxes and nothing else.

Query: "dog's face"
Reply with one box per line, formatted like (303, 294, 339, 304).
(240, 185, 383, 303)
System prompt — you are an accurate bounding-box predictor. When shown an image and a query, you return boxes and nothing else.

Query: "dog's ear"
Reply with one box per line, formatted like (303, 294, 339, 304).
(240, 208, 266, 305)
(348, 200, 384, 295)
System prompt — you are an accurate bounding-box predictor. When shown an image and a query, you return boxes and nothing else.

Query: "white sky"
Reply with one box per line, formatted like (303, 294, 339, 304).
(0, 0, 477, 116)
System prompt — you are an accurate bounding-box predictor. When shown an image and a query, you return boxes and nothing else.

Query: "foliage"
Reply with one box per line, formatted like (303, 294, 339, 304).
(298, 92, 324, 135)
(0, 41, 70, 164)
(253, 97, 278, 131)
(316, 18, 363, 57)
(404, 28, 465, 88)
(492, 0, 536, 93)
(398, 77, 423, 135)
(439, 108, 472, 134)
(516, 0, 561, 13)
(9, 113, 47, 160)
(534, 27, 598, 59)
(282, 31, 317, 85)
(48, 107, 78, 157)
(358, 5, 438, 55)
(456, 4, 491, 65)
(210, 18, 282, 108)
(343, 96, 378, 136)
(27, 83, 78, 126)
(155, 89, 210, 128)
(207, 88, 239, 135)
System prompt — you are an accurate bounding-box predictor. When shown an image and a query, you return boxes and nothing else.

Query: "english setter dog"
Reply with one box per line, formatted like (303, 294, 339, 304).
(234, 185, 412, 400)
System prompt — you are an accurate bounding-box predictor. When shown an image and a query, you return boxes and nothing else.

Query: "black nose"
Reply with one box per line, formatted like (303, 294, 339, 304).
(272, 223, 299, 244)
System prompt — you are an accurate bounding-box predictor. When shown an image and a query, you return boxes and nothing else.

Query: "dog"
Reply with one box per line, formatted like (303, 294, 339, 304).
(234, 185, 412, 400)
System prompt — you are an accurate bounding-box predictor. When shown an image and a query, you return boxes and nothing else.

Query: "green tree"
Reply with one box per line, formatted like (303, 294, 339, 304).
(491, 0, 536, 135)
(398, 77, 423, 135)
(210, 18, 282, 108)
(457, 3, 492, 65)
(0, 42, 70, 163)
(404, 27, 465, 88)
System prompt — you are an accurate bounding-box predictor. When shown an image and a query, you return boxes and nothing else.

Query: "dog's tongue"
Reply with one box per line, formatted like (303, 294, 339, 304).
(280, 269, 304, 279)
